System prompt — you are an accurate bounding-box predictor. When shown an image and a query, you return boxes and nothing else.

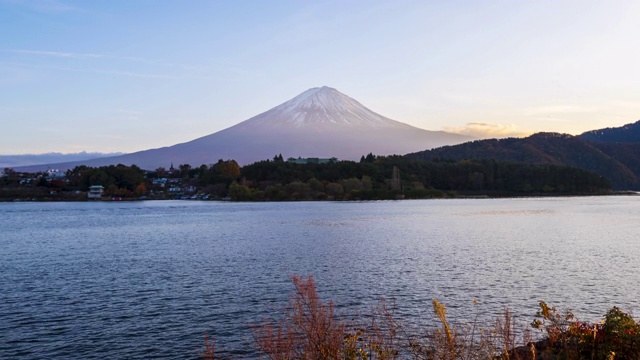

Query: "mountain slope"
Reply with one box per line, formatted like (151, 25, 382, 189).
(406, 132, 639, 190)
(17, 86, 473, 171)
(580, 120, 640, 143)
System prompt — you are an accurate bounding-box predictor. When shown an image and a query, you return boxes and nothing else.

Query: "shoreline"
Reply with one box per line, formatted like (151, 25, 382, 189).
(2, 190, 636, 203)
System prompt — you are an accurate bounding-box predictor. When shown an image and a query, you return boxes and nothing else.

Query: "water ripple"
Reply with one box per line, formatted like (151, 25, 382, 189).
(1, 198, 639, 358)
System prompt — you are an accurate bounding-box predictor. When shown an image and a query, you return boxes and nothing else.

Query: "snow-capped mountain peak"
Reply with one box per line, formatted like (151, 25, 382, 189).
(237, 86, 403, 129)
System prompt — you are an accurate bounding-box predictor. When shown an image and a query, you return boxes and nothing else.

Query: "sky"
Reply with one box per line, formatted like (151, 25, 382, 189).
(1, 0, 640, 155)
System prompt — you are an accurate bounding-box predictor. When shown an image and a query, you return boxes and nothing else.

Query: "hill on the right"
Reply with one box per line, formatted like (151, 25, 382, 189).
(580, 120, 640, 143)
(406, 120, 640, 191)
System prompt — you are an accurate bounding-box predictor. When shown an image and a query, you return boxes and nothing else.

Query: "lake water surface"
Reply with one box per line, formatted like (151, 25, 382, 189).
(1, 197, 639, 358)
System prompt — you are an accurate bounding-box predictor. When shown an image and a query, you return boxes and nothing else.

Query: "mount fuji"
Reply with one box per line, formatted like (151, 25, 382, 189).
(18, 86, 473, 171)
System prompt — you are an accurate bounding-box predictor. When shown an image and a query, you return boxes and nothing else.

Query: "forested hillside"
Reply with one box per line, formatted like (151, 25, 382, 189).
(406, 133, 640, 190)
(580, 119, 640, 143)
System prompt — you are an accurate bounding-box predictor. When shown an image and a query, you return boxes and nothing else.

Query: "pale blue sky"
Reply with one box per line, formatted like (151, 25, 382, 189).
(1, 0, 639, 154)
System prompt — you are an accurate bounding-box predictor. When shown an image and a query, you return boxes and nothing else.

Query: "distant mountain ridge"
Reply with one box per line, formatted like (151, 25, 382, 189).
(406, 131, 640, 190)
(16, 86, 473, 171)
(1, 152, 123, 169)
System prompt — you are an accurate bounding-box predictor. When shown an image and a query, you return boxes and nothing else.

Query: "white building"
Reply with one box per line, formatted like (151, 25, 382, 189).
(88, 185, 105, 199)
(46, 169, 67, 180)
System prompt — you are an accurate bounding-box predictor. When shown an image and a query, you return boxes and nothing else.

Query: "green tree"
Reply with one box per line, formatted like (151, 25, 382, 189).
(307, 177, 324, 193)
(325, 182, 344, 199)
(286, 181, 311, 199)
(228, 181, 252, 201)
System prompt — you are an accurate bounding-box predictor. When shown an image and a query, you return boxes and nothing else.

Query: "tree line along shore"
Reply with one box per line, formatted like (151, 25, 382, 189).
(0, 154, 613, 202)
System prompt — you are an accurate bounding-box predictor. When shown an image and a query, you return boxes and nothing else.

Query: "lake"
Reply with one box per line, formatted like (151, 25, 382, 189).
(1, 197, 639, 359)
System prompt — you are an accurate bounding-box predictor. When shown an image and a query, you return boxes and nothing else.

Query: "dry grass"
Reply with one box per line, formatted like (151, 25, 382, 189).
(204, 276, 638, 359)
(203, 335, 216, 360)
(206, 275, 531, 359)
(252, 275, 346, 359)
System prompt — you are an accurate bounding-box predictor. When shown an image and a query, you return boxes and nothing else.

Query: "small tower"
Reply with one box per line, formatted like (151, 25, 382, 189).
(390, 166, 401, 191)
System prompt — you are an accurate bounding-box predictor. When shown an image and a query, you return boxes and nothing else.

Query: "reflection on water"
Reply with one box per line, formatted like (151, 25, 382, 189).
(1, 197, 639, 358)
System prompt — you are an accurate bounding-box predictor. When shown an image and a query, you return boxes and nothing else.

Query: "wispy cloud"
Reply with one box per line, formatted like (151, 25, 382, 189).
(5, 49, 147, 62)
(4, 49, 256, 81)
(0, 60, 227, 80)
(523, 105, 598, 117)
(7, 49, 102, 59)
(0, 105, 22, 112)
(114, 109, 143, 115)
(111, 109, 143, 122)
(1, 0, 81, 13)
(5, 49, 222, 72)
(0, 61, 180, 79)
(89, 69, 179, 80)
(443, 122, 531, 139)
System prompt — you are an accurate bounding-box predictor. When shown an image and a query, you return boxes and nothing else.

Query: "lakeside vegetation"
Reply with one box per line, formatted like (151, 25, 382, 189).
(205, 275, 640, 360)
(0, 155, 611, 201)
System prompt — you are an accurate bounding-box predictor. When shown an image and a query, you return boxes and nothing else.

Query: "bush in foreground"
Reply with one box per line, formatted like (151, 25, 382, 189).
(531, 302, 640, 359)
(204, 276, 639, 359)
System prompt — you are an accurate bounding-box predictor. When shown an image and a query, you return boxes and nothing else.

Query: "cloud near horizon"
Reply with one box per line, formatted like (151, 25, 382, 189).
(443, 122, 532, 139)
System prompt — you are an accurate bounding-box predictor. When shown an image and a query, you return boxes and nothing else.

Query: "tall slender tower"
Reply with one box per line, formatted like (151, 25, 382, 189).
(390, 166, 401, 191)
